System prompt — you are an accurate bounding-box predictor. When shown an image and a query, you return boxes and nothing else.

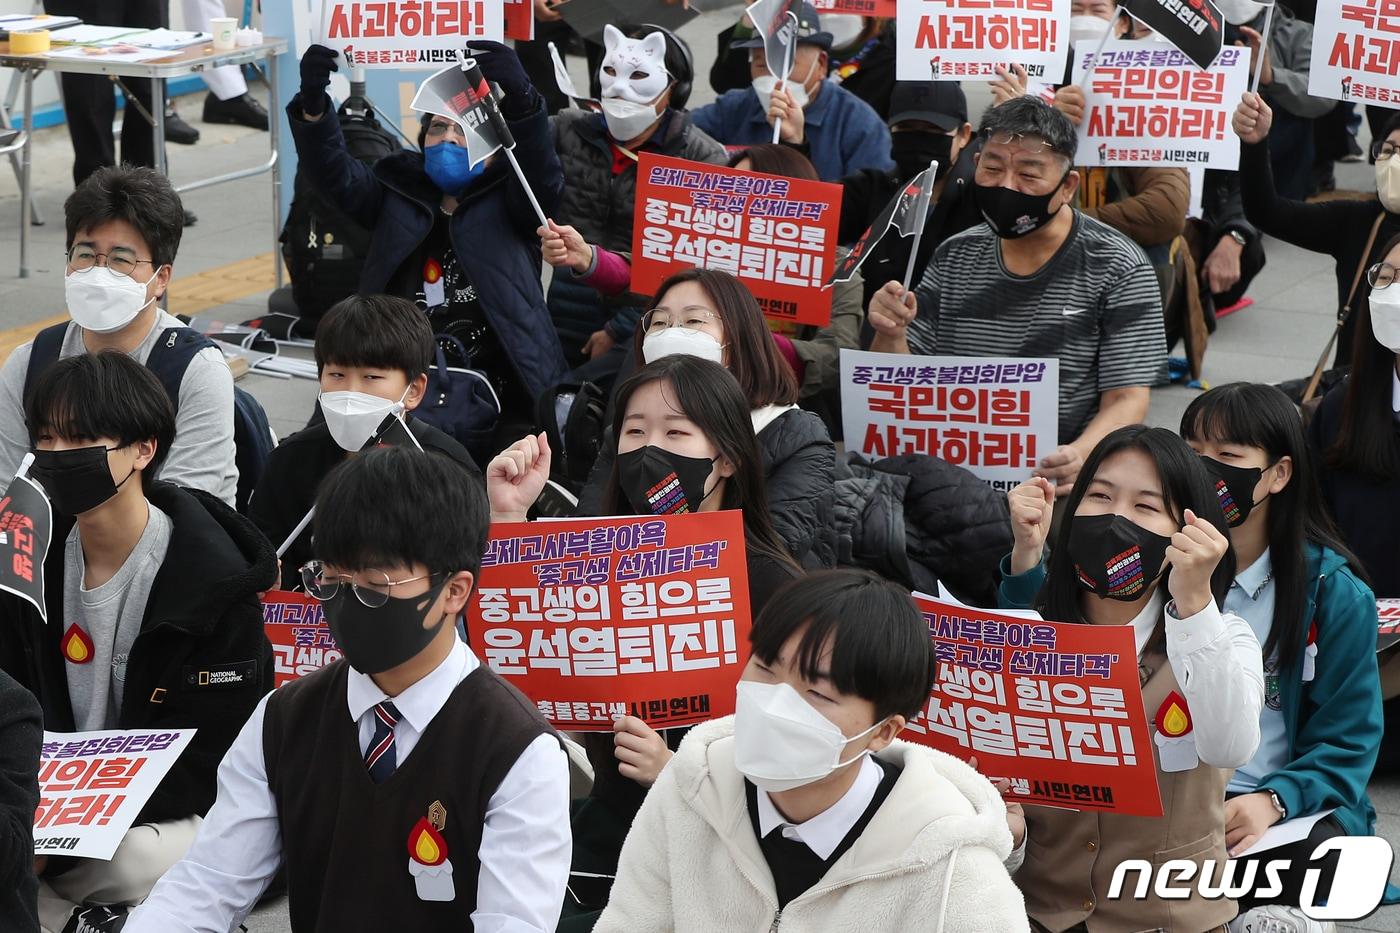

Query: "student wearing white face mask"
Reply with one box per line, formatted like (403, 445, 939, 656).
(0, 165, 239, 506)
(541, 24, 726, 370)
(1234, 97, 1400, 370)
(248, 296, 480, 590)
(594, 569, 1028, 933)
(691, 1, 894, 181)
(577, 268, 839, 569)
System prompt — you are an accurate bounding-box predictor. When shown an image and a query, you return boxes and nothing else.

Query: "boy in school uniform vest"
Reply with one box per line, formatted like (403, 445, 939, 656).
(128, 447, 572, 933)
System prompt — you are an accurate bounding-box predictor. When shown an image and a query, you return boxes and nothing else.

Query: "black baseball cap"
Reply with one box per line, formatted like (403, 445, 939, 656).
(732, 2, 833, 52)
(888, 81, 969, 132)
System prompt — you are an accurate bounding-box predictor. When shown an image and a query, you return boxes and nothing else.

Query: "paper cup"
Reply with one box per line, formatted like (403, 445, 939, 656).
(210, 17, 237, 50)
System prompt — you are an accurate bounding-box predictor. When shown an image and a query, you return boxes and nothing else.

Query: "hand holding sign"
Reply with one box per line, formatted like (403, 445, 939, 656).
(990, 64, 1030, 108)
(1231, 90, 1272, 144)
(298, 44, 339, 118)
(613, 715, 673, 786)
(1053, 84, 1087, 126)
(487, 432, 552, 523)
(1033, 444, 1085, 496)
(1166, 509, 1230, 617)
(1008, 477, 1055, 574)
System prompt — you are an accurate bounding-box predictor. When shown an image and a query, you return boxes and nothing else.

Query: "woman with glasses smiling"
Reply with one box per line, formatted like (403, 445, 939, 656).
(1306, 231, 1400, 779)
(1234, 92, 1400, 370)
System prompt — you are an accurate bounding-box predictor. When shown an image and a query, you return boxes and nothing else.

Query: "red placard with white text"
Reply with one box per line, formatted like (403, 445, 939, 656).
(896, 0, 1069, 82)
(1310, 0, 1400, 109)
(504, 0, 534, 40)
(35, 729, 196, 859)
(318, 0, 504, 69)
(906, 595, 1163, 818)
(468, 512, 751, 731)
(263, 590, 343, 688)
(631, 153, 842, 327)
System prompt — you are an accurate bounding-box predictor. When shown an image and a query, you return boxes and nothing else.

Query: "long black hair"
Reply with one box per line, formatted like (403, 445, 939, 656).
(1039, 426, 1236, 642)
(600, 354, 797, 570)
(1182, 383, 1366, 670)
(1328, 231, 1400, 480)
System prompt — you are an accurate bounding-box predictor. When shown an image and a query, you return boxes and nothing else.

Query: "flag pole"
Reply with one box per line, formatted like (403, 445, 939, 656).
(771, 10, 798, 144)
(900, 161, 939, 295)
(1248, 2, 1275, 94)
(463, 59, 551, 229)
(15, 452, 32, 480)
(279, 507, 315, 558)
(1080, 7, 1121, 85)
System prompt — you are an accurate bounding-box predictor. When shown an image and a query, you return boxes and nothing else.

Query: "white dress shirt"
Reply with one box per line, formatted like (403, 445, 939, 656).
(1129, 590, 1265, 769)
(128, 638, 571, 933)
(755, 756, 883, 859)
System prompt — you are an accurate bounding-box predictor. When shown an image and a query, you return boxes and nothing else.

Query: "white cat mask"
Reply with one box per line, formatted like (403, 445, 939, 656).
(599, 24, 672, 103)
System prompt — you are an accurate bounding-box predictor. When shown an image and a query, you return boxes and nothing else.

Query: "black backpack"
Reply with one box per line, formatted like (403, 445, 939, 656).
(279, 95, 399, 327)
(23, 324, 275, 514)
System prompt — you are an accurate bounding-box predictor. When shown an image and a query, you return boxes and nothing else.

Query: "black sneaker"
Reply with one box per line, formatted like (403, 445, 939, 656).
(62, 905, 129, 933)
(183, 208, 198, 227)
(164, 106, 200, 145)
(203, 91, 270, 131)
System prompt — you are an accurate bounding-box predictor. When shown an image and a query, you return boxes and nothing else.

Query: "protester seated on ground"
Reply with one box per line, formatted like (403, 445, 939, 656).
(0, 165, 238, 505)
(576, 269, 837, 568)
(823, 15, 897, 121)
(1189, 169, 1266, 319)
(1235, 95, 1400, 370)
(1225, 0, 1335, 200)
(249, 295, 480, 589)
(836, 81, 979, 313)
(868, 97, 1165, 496)
(0, 353, 275, 933)
(540, 24, 725, 372)
(488, 354, 803, 927)
(130, 446, 570, 933)
(691, 2, 894, 182)
(594, 568, 1029, 932)
(0, 668, 40, 933)
(1001, 425, 1263, 931)
(287, 41, 567, 451)
(1180, 383, 1385, 929)
(1307, 232, 1400, 773)
(727, 144, 865, 418)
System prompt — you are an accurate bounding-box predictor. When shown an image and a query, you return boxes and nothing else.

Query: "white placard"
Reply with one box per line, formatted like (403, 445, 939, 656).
(1309, 0, 1400, 109)
(317, 0, 504, 70)
(896, 0, 1070, 83)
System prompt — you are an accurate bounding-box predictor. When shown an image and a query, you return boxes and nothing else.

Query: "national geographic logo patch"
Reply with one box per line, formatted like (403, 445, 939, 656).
(182, 660, 258, 691)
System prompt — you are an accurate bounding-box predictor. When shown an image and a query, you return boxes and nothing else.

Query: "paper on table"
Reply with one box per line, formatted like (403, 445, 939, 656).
(1231, 808, 1336, 859)
(923, 585, 1046, 621)
(49, 25, 151, 44)
(45, 45, 171, 62)
(124, 28, 209, 50)
(0, 15, 81, 34)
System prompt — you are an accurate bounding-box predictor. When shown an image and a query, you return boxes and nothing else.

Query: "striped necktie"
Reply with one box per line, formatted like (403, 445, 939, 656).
(364, 700, 401, 783)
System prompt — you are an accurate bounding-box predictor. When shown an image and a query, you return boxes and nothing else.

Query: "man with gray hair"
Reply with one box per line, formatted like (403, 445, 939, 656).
(868, 97, 1165, 495)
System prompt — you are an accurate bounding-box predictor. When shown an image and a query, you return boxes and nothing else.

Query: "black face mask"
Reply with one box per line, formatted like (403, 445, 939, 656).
(891, 131, 954, 184)
(1068, 513, 1172, 601)
(1199, 456, 1265, 528)
(323, 578, 450, 675)
(28, 445, 134, 516)
(617, 445, 716, 515)
(974, 172, 1068, 239)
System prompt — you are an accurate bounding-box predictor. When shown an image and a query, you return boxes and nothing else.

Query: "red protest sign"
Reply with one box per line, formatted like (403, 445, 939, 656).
(632, 153, 843, 327)
(905, 595, 1163, 818)
(1379, 599, 1400, 653)
(262, 590, 342, 688)
(468, 512, 752, 731)
(504, 0, 534, 40)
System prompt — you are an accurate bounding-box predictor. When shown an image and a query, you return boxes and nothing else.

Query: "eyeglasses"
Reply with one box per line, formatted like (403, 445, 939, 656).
(299, 560, 444, 608)
(1372, 141, 1400, 162)
(641, 306, 719, 333)
(425, 120, 465, 138)
(65, 245, 156, 278)
(1368, 262, 1399, 289)
(984, 131, 1053, 155)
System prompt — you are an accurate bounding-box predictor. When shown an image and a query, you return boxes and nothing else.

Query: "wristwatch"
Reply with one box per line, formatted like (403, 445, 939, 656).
(1227, 229, 1249, 248)
(1265, 789, 1287, 821)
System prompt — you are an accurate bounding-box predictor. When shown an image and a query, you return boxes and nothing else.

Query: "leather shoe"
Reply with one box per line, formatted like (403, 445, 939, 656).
(203, 91, 270, 131)
(164, 106, 200, 145)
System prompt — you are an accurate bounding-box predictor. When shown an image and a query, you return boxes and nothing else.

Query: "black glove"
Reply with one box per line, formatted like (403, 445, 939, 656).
(299, 44, 339, 117)
(467, 40, 533, 113)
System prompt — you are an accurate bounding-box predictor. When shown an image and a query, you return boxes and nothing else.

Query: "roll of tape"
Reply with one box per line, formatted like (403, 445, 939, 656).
(11, 29, 51, 54)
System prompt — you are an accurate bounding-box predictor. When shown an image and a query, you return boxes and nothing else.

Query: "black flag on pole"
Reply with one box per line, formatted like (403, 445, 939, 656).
(1120, 0, 1224, 69)
(0, 472, 52, 620)
(827, 164, 938, 286)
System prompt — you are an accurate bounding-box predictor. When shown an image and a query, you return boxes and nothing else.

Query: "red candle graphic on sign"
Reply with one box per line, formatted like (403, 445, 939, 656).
(1302, 622, 1317, 682)
(61, 624, 94, 665)
(1153, 691, 1198, 772)
(407, 807, 455, 902)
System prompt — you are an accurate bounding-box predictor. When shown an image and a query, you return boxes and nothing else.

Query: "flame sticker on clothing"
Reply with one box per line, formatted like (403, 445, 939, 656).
(61, 624, 94, 665)
(408, 817, 449, 867)
(1154, 691, 1193, 737)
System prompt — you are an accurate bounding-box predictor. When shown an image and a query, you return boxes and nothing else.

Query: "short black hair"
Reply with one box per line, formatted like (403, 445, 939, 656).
(313, 446, 488, 576)
(64, 165, 184, 268)
(24, 351, 176, 482)
(978, 95, 1078, 164)
(748, 569, 936, 721)
(314, 294, 435, 380)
